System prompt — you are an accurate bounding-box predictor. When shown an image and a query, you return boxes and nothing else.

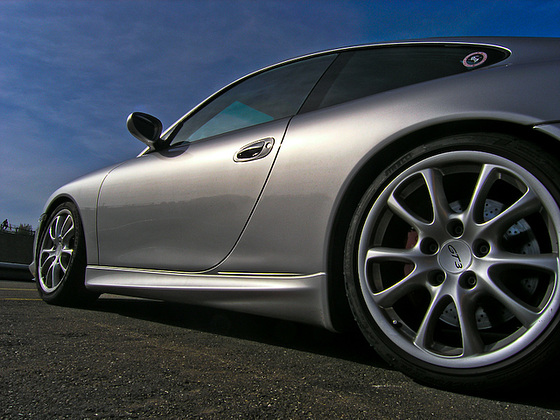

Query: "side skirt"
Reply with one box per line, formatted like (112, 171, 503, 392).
(85, 266, 334, 330)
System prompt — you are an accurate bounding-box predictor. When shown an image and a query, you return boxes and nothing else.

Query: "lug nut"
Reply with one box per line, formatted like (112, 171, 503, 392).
(447, 220, 464, 238)
(429, 270, 445, 286)
(420, 238, 439, 255)
(474, 240, 490, 257)
(460, 272, 477, 289)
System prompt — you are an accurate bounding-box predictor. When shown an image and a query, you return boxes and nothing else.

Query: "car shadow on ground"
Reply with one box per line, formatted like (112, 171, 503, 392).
(89, 295, 559, 410)
(91, 296, 381, 367)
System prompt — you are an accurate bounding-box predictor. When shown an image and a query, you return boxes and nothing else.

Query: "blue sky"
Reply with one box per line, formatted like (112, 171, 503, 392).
(2, 0, 560, 228)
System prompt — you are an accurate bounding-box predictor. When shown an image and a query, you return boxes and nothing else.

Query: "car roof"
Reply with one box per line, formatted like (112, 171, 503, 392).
(283, 36, 560, 66)
(163, 37, 560, 139)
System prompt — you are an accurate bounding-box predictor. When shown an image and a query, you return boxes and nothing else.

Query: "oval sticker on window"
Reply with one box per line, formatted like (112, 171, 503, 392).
(463, 52, 488, 68)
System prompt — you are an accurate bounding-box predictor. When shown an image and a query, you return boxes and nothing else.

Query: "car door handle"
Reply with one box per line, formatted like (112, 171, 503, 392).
(234, 138, 275, 162)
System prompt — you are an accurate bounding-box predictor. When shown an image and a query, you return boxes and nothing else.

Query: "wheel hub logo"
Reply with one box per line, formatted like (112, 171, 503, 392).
(438, 240, 473, 274)
(447, 245, 463, 269)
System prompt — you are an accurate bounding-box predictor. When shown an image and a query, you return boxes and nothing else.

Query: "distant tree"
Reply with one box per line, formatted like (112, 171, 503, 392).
(17, 223, 34, 235)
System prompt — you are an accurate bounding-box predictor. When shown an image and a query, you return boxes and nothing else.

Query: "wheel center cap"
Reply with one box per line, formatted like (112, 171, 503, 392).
(438, 240, 473, 274)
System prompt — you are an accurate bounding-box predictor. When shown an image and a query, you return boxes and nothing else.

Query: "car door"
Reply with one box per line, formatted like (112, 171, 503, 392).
(96, 53, 336, 272)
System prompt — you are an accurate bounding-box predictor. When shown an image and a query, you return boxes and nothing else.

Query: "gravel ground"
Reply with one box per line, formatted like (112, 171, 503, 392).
(1, 280, 559, 419)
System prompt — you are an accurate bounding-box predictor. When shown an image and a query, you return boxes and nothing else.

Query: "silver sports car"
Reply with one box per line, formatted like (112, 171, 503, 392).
(31, 37, 560, 391)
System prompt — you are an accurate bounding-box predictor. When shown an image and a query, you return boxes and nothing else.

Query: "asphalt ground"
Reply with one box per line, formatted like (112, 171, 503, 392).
(1, 279, 559, 419)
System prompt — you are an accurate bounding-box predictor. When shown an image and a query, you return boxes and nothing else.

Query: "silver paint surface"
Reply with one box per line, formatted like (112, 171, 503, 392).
(97, 119, 289, 272)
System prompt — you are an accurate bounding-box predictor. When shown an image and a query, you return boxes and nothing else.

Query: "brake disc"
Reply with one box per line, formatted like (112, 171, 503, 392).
(438, 199, 539, 329)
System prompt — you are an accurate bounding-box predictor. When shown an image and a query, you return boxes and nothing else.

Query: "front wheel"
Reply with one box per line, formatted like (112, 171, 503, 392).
(344, 134, 560, 391)
(36, 202, 97, 305)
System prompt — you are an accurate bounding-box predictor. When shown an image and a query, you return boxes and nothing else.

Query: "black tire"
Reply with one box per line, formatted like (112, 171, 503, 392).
(35, 202, 98, 306)
(344, 133, 560, 391)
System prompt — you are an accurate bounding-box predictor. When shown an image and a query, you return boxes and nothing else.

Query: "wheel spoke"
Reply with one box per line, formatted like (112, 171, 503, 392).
(387, 193, 430, 231)
(371, 271, 427, 307)
(366, 246, 422, 263)
(455, 293, 484, 356)
(40, 247, 56, 261)
(413, 286, 484, 357)
(481, 189, 541, 235)
(420, 168, 451, 223)
(59, 253, 71, 273)
(414, 290, 448, 350)
(61, 247, 74, 259)
(53, 263, 63, 287)
(46, 260, 58, 288)
(465, 164, 542, 233)
(60, 215, 74, 242)
(366, 246, 434, 306)
(488, 251, 559, 273)
(40, 254, 56, 274)
(483, 277, 541, 327)
(48, 222, 57, 241)
(465, 164, 499, 222)
(387, 168, 450, 234)
(54, 215, 63, 237)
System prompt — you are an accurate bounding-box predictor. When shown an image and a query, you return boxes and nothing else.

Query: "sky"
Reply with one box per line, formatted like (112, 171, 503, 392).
(2, 0, 560, 229)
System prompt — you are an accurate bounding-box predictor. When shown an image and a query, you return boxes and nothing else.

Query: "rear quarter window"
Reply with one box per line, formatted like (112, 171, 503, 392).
(303, 45, 509, 111)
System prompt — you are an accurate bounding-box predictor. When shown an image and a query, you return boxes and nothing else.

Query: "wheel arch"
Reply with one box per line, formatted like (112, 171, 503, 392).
(325, 118, 560, 331)
(39, 194, 83, 236)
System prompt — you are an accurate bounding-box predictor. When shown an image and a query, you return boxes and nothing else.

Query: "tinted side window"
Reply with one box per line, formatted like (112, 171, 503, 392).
(170, 54, 336, 145)
(303, 46, 509, 110)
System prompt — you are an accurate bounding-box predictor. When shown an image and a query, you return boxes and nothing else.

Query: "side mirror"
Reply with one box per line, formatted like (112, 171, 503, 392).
(127, 112, 163, 151)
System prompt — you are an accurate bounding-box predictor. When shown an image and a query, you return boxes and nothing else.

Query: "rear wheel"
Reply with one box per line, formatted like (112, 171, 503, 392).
(344, 133, 560, 391)
(36, 202, 97, 305)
